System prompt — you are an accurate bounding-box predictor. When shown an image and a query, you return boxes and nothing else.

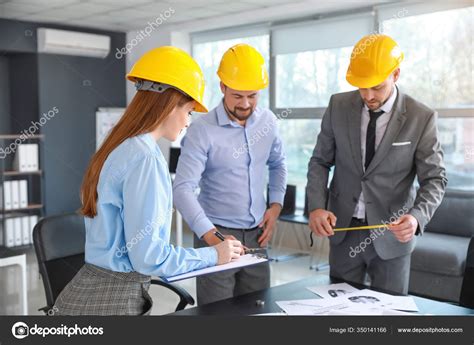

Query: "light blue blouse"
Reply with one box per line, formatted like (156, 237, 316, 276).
(84, 133, 217, 278)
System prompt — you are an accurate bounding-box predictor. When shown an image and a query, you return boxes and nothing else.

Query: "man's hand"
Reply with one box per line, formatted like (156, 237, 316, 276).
(258, 203, 282, 247)
(308, 208, 337, 237)
(202, 228, 244, 254)
(389, 214, 418, 243)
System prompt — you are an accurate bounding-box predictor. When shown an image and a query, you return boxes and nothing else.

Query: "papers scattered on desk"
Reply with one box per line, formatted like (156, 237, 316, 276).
(162, 254, 268, 282)
(307, 282, 358, 299)
(276, 283, 419, 316)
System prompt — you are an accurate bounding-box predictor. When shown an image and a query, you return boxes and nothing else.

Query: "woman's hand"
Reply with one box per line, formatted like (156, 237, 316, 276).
(214, 239, 242, 265)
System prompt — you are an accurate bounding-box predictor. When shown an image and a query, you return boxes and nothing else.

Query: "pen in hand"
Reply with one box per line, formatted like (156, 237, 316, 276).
(213, 230, 248, 252)
(213, 230, 226, 241)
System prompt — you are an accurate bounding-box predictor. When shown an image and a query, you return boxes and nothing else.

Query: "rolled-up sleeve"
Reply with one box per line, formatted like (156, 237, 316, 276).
(122, 155, 217, 278)
(173, 123, 215, 238)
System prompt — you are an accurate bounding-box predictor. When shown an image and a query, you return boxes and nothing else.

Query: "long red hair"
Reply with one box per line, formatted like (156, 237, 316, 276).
(80, 89, 192, 217)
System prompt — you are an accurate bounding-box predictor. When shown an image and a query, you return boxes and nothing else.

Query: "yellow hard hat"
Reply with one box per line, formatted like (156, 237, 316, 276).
(127, 46, 208, 113)
(217, 43, 269, 91)
(346, 34, 404, 88)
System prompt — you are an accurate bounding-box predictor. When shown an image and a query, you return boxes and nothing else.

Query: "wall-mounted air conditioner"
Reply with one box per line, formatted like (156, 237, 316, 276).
(37, 28, 111, 58)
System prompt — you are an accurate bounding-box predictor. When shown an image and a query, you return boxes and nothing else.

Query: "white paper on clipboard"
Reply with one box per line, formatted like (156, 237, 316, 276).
(162, 254, 268, 282)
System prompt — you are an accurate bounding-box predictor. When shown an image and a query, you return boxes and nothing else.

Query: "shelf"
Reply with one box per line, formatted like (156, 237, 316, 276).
(0, 244, 34, 258)
(0, 134, 44, 140)
(1, 204, 43, 213)
(3, 170, 42, 176)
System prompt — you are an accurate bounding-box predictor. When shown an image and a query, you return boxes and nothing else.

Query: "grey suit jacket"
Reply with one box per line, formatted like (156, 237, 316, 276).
(307, 88, 447, 260)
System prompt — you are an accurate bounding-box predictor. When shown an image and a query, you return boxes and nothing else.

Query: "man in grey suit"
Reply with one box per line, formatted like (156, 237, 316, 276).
(307, 34, 447, 294)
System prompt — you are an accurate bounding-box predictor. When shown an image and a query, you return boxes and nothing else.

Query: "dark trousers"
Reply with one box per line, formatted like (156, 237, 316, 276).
(194, 225, 270, 305)
(329, 218, 411, 294)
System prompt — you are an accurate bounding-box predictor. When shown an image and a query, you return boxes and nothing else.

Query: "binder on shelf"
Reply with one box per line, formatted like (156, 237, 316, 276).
(13, 144, 28, 172)
(5, 218, 15, 247)
(29, 215, 38, 244)
(3, 181, 12, 210)
(10, 180, 20, 209)
(0, 218, 3, 246)
(19, 180, 28, 208)
(22, 216, 30, 245)
(0, 183, 3, 211)
(14, 217, 22, 246)
(28, 144, 39, 171)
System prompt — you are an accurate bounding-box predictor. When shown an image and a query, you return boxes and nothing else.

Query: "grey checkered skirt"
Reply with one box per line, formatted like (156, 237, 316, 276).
(52, 263, 153, 316)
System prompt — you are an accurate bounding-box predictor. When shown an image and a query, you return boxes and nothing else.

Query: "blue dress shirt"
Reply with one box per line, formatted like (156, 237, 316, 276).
(85, 133, 217, 277)
(173, 100, 287, 238)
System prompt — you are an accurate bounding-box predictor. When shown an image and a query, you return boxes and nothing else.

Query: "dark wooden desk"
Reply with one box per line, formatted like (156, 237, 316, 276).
(171, 275, 474, 316)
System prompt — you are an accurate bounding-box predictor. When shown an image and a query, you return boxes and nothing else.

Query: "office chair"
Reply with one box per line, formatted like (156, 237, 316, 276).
(266, 184, 296, 215)
(460, 236, 474, 308)
(169, 147, 181, 174)
(33, 213, 194, 315)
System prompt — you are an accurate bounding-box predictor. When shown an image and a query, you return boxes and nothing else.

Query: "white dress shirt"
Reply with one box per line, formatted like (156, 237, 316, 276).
(352, 86, 398, 220)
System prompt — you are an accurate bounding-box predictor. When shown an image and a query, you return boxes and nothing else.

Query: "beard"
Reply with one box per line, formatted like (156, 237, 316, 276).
(364, 99, 383, 110)
(225, 103, 254, 122)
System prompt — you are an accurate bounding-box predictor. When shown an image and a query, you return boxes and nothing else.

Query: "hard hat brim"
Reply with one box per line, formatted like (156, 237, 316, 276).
(217, 71, 269, 91)
(127, 74, 208, 113)
(346, 73, 388, 89)
(346, 63, 400, 89)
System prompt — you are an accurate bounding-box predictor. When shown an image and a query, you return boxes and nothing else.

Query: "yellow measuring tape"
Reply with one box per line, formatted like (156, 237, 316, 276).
(333, 224, 389, 232)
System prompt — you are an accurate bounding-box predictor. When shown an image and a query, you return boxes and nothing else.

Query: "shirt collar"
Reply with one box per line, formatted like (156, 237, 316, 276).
(216, 100, 233, 126)
(364, 85, 398, 114)
(216, 99, 258, 128)
(141, 132, 160, 153)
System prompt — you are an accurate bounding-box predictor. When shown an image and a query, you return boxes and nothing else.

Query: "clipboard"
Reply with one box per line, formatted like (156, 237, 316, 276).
(161, 254, 268, 282)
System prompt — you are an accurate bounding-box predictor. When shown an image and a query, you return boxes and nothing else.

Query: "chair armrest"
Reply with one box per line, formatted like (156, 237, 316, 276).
(38, 306, 51, 314)
(460, 236, 474, 308)
(151, 279, 195, 311)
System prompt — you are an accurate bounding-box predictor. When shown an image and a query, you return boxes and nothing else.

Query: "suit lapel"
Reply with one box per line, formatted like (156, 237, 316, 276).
(364, 91, 407, 176)
(347, 92, 364, 175)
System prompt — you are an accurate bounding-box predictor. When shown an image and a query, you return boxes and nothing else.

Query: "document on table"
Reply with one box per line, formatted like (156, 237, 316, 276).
(162, 254, 268, 282)
(308, 283, 418, 312)
(307, 282, 359, 299)
(276, 283, 419, 315)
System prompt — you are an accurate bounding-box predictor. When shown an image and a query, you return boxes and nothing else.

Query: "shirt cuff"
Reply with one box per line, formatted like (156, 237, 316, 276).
(192, 217, 215, 239)
(197, 246, 218, 266)
(269, 190, 285, 207)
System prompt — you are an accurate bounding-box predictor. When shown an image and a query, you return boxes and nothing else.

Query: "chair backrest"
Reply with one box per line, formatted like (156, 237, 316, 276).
(267, 184, 296, 215)
(33, 213, 85, 308)
(460, 236, 474, 308)
(169, 147, 181, 174)
(425, 189, 474, 237)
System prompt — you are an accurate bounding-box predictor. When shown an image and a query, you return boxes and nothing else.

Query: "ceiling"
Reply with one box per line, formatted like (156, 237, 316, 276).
(0, 0, 387, 32)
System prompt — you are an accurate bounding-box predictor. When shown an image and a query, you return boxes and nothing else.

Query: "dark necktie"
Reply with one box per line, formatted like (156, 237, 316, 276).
(365, 109, 384, 169)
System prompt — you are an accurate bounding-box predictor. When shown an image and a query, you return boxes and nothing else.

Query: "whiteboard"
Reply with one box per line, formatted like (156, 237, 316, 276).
(96, 107, 125, 150)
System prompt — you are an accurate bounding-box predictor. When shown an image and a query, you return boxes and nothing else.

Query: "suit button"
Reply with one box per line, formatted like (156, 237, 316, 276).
(353, 197, 358, 202)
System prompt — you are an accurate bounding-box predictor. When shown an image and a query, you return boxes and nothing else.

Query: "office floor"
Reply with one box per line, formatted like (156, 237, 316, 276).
(0, 221, 330, 315)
